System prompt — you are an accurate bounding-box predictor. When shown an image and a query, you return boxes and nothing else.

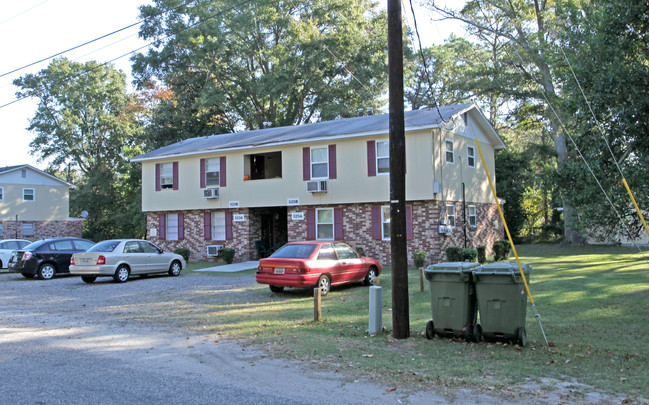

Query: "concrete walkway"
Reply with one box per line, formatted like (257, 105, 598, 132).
(194, 261, 259, 273)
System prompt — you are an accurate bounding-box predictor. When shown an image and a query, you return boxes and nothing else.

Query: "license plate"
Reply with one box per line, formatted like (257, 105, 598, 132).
(274, 267, 285, 274)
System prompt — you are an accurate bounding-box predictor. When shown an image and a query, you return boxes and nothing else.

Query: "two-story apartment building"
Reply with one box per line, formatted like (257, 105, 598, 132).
(0, 165, 82, 240)
(132, 103, 506, 265)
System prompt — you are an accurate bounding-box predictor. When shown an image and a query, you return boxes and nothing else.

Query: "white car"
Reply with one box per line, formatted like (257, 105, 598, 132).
(69, 239, 186, 283)
(0, 239, 32, 269)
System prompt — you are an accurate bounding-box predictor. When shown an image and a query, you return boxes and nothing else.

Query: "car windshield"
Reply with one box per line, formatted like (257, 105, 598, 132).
(270, 244, 317, 259)
(88, 240, 121, 253)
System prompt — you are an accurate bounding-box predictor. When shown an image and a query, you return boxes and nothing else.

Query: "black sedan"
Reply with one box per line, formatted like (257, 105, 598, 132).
(8, 238, 95, 280)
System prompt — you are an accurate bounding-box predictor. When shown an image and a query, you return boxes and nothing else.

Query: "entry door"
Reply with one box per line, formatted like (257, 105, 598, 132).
(261, 214, 274, 248)
(251, 155, 265, 179)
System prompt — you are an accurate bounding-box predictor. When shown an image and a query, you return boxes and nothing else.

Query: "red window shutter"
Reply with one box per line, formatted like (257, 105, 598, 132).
(371, 206, 381, 240)
(328, 145, 337, 179)
(220, 156, 227, 187)
(406, 205, 413, 240)
(204, 212, 212, 240)
(178, 213, 185, 240)
(200, 159, 206, 188)
(225, 212, 233, 240)
(155, 164, 161, 191)
(158, 214, 166, 240)
(306, 208, 315, 240)
(334, 207, 343, 240)
(367, 141, 376, 177)
(302, 147, 311, 181)
(172, 162, 179, 190)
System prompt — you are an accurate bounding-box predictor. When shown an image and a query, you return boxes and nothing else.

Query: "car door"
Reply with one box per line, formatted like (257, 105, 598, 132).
(123, 241, 147, 274)
(140, 241, 166, 272)
(333, 243, 364, 283)
(50, 240, 76, 273)
(0, 241, 10, 268)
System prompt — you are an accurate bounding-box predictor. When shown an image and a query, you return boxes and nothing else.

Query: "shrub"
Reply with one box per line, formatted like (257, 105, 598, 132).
(413, 250, 426, 268)
(493, 240, 511, 261)
(500, 240, 511, 260)
(477, 245, 487, 264)
(218, 247, 236, 264)
(445, 246, 463, 262)
(462, 248, 477, 262)
(174, 247, 190, 261)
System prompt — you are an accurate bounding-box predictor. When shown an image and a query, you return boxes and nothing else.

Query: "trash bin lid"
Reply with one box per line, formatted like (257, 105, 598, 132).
(474, 261, 531, 275)
(425, 262, 480, 273)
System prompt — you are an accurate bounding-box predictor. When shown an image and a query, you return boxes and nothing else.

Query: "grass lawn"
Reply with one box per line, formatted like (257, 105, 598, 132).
(177, 244, 648, 400)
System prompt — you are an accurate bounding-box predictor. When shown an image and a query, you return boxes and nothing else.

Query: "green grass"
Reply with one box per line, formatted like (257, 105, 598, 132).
(168, 246, 649, 400)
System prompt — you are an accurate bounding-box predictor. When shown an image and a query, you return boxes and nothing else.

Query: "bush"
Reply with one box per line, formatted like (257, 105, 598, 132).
(462, 248, 477, 262)
(174, 247, 190, 261)
(218, 247, 236, 264)
(493, 240, 511, 261)
(413, 250, 426, 268)
(477, 245, 487, 264)
(445, 246, 463, 262)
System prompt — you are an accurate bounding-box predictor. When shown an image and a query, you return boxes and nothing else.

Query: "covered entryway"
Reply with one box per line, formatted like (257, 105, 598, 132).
(248, 206, 287, 259)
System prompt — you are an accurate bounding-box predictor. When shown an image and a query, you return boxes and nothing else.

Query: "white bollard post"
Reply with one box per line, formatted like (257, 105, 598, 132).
(368, 285, 382, 335)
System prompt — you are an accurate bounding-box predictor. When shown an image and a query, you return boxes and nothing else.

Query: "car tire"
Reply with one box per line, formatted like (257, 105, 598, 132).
(81, 276, 97, 284)
(316, 275, 331, 296)
(269, 285, 284, 293)
(37, 263, 56, 280)
(21, 273, 35, 279)
(113, 265, 130, 283)
(168, 260, 182, 276)
(363, 266, 378, 286)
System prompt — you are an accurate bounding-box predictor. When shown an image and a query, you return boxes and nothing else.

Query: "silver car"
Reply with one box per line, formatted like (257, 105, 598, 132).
(0, 239, 32, 269)
(69, 239, 186, 283)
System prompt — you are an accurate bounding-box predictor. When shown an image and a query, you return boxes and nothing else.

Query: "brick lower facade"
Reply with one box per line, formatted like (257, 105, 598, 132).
(0, 219, 83, 241)
(146, 200, 503, 267)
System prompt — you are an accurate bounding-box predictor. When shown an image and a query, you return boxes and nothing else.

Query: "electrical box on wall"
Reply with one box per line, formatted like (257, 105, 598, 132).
(433, 181, 442, 194)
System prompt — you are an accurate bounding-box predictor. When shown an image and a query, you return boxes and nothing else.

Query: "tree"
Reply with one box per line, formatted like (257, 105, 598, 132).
(132, 0, 389, 141)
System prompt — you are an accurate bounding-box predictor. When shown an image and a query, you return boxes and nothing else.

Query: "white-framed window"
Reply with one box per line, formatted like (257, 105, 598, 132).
(468, 205, 477, 227)
(446, 203, 456, 227)
(310, 147, 329, 179)
(160, 163, 174, 189)
(316, 208, 334, 240)
(376, 140, 389, 174)
(23, 188, 35, 201)
(211, 211, 226, 241)
(166, 213, 179, 240)
(382, 205, 391, 240)
(206, 158, 220, 187)
(467, 145, 476, 168)
(22, 222, 34, 236)
(445, 139, 455, 164)
(0, 187, 3, 201)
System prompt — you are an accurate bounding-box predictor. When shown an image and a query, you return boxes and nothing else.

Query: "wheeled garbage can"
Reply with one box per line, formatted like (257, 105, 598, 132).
(424, 262, 480, 342)
(473, 261, 531, 346)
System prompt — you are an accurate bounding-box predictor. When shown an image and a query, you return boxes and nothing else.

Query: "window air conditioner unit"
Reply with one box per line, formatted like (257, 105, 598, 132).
(206, 245, 224, 256)
(306, 180, 327, 193)
(203, 188, 219, 199)
(439, 225, 450, 235)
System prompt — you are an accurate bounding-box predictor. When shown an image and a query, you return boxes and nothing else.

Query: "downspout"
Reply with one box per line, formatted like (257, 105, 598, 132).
(462, 182, 467, 248)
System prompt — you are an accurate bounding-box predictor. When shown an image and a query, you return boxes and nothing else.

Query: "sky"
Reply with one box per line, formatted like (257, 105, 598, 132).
(0, 0, 466, 171)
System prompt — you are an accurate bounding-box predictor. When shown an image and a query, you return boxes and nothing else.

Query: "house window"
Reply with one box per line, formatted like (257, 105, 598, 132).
(467, 146, 476, 168)
(382, 206, 391, 240)
(166, 213, 179, 240)
(468, 205, 477, 227)
(316, 208, 334, 240)
(22, 222, 34, 236)
(311, 147, 328, 179)
(160, 163, 174, 189)
(445, 139, 455, 164)
(211, 211, 226, 241)
(446, 203, 456, 227)
(21, 169, 27, 178)
(376, 140, 389, 174)
(205, 158, 220, 187)
(23, 188, 35, 201)
(0, 187, 3, 201)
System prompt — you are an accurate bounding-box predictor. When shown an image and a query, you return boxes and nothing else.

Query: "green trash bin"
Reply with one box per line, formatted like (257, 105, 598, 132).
(473, 261, 531, 346)
(424, 262, 480, 342)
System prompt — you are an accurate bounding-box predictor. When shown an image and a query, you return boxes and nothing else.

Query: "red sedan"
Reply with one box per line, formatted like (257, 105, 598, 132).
(256, 241, 381, 296)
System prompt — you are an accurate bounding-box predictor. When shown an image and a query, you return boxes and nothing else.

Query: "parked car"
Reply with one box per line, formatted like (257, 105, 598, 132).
(0, 239, 32, 269)
(69, 239, 186, 283)
(255, 241, 381, 296)
(8, 238, 95, 279)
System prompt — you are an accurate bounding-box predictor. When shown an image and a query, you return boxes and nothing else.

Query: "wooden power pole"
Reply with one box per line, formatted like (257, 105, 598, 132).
(387, 0, 409, 339)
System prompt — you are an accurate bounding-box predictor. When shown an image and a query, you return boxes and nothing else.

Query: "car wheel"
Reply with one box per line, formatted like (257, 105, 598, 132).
(316, 275, 331, 296)
(37, 264, 56, 280)
(81, 276, 97, 284)
(21, 273, 35, 279)
(363, 266, 378, 286)
(113, 265, 130, 283)
(269, 285, 284, 293)
(168, 260, 182, 276)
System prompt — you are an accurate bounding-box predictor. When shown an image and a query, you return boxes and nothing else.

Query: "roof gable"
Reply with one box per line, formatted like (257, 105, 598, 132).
(0, 165, 76, 188)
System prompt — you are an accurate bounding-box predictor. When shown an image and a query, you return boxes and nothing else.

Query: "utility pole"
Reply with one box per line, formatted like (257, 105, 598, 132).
(388, 0, 409, 339)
